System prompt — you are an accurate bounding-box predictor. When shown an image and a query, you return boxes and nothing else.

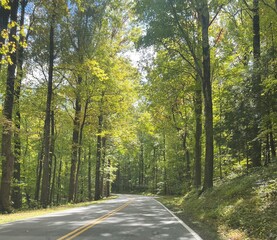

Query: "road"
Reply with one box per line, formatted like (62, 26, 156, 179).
(0, 195, 202, 240)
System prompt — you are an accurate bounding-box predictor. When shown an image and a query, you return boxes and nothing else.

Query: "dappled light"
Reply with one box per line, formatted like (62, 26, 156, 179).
(0, 0, 276, 239)
(0, 196, 201, 240)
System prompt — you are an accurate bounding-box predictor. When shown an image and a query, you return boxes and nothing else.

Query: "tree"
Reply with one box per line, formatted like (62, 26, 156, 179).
(197, 0, 214, 190)
(136, 0, 215, 190)
(40, 2, 56, 208)
(0, 0, 19, 212)
(12, 0, 29, 209)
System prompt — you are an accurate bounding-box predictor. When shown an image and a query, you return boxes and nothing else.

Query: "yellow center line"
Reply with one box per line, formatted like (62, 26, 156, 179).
(57, 199, 134, 240)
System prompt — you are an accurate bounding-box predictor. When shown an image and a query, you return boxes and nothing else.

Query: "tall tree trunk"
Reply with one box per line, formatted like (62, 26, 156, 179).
(41, 16, 55, 208)
(74, 100, 89, 202)
(68, 76, 82, 202)
(182, 131, 191, 190)
(106, 159, 111, 197)
(153, 146, 157, 192)
(199, 0, 214, 190)
(35, 142, 43, 201)
(251, 0, 262, 167)
(163, 134, 167, 195)
(139, 143, 144, 187)
(49, 111, 56, 204)
(0, 0, 19, 213)
(100, 136, 106, 197)
(11, 0, 27, 209)
(269, 130, 276, 161)
(194, 86, 202, 188)
(56, 160, 62, 204)
(95, 112, 103, 201)
(88, 145, 92, 201)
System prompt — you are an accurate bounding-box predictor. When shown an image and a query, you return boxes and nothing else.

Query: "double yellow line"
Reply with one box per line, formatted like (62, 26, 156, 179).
(57, 199, 133, 240)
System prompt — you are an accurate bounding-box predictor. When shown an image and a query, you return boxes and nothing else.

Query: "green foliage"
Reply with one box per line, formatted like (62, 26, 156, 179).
(0, 0, 276, 223)
(159, 163, 277, 240)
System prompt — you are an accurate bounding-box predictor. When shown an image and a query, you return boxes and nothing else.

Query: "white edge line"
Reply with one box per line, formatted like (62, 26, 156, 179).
(154, 198, 203, 240)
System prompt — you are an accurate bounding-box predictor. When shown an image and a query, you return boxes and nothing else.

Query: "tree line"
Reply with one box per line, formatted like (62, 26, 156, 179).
(0, 0, 276, 213)
(0, 0, 140, 212)
(113, 0, 276, 194)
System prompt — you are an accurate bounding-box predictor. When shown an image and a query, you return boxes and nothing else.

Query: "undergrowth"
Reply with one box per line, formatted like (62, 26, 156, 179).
(158, 162, 277, 240)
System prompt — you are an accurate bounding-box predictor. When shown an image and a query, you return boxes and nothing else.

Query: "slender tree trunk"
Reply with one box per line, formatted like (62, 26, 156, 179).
(106, 159, 111, 197)
(68, 76, 82, 202)
(251, 0, 262, 167)
(194, 86, 202, 188)
(163, 134, 167, 195)
(0, 0, 19, 213)
(182, 132, 191, 190)
(88, 146, 92, 201)
(269, 131, 276, 161)
(11, 0, 27, 209)
(41, 16, 55, 208)
(74, 100, 89, 202)
(153, 146, 157, 192)
(49, 111, 56, 204)
(199, 0, 214, 190)
(265, 134, 270, 165)
(12, 105, 22, 209)
(139, 143, 144, 187)
(100, 137, 107, 197)
(56, 160, 62, 204)
(35, 143, 43, 201)
(50, 154, 56, 204)
(95, 112, 103, 200)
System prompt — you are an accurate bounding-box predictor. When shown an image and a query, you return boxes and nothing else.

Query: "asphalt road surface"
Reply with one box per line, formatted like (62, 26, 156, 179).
(0, 195, 202, 240)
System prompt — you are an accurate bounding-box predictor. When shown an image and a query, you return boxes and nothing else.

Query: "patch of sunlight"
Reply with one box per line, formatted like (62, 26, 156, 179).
(0, 196, 118, 225)
(221, 198, 244, 218)
(219, 225, 250, 240)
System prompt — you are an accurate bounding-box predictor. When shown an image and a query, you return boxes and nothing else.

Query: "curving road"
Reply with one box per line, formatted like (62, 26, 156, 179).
(0, 195, 202, 240)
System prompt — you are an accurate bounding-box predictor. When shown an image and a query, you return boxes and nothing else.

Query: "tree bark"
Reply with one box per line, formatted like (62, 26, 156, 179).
(199, 0, 214, 190)
(56, 160, 62, 204)
(182, 132, 191, 190)
(74, 100, 89, 202)
(194, 86, 202, 188)
(106, 159, 111, 197)
(68, 76, 82, 202)
(49, 111, 56, 204)
(11, 0, 27, 209)
(35, 143, 43, 201)
(88, 145, 92, 201)
(41, 15, 55, 208)
(0, 0, 19, 213)
(250, 0, 262, 167)
(163, 134, 167, 195)
(100, 136, 106, 197)
(269, 130, 276, 161)
(95, 112, 103, 200)
(139, 143, 144, 187)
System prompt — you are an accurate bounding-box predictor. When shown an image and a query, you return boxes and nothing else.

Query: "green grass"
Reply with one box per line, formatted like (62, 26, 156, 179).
(0, 196, 117, 225)
(158, 163, 277, 240)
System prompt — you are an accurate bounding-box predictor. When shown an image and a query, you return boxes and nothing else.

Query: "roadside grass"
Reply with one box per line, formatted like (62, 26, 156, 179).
(158, 162, 277, 240)
(0, 196, 117, 225)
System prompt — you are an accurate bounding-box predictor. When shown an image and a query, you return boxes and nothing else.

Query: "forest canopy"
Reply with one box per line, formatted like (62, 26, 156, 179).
(0, 0, 276, 213)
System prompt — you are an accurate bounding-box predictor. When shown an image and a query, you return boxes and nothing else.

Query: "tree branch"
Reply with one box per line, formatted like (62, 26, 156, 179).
(209, 4, 223, 26)
(242, 0, 254, 11)
(261, 0, 277, 14)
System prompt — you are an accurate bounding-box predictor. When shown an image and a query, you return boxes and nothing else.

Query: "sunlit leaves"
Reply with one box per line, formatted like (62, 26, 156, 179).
(0, 0, 10, 9)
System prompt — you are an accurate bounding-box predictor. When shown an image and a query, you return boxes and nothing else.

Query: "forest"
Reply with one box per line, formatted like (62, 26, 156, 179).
(0, 0, 276, 226)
